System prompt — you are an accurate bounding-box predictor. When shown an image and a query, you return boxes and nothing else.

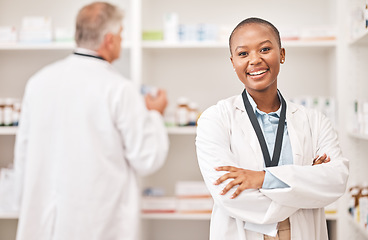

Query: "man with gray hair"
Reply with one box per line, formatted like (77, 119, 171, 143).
(14, 2, 169, 240)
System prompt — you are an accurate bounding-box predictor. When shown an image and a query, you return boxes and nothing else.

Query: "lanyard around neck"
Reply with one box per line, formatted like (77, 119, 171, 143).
(73, 52, 106, 61)
(241, 89, 287, 167)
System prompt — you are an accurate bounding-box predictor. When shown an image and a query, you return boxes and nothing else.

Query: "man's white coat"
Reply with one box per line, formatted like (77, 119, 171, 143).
(14, 55, 169, 240)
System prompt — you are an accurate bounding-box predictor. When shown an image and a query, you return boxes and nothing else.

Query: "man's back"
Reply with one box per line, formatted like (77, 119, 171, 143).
(15, 54, 168, 240)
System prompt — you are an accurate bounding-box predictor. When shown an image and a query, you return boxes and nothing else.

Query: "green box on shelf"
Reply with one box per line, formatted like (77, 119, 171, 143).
(142, 31, 163, 41)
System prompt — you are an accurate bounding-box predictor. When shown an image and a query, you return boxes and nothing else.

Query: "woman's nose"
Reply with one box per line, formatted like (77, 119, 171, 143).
(249, 52, 261, 65)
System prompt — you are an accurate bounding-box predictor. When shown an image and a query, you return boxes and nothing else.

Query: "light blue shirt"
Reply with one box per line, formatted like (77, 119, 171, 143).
(245, 91, 293, 189)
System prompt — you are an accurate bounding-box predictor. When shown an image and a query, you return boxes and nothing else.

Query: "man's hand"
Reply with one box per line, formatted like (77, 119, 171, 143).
(213, 166, 265, 199)
(145, 89, 168, 115)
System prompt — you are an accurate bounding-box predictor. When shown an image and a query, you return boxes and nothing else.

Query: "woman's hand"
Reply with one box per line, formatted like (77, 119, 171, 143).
(312, 153, 330, 166)
(213, 166, 265, 199)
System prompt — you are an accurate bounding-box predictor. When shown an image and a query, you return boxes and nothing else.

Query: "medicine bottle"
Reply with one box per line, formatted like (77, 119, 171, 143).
(188, 102, 199, 126)
(348, 184, 361, 221)
(3, 98, 13, 126)
(176, 97, 189, 126)
(359, 183, 368, 228)
(12, 100, 21, 126)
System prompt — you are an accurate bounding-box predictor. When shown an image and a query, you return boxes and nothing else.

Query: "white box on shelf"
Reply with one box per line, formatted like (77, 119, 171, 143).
(176, 197, 213, 214)
(0, 26, 17, 43)
(19, 16, 52, 43)
(141, 197, 176, 214)
(175, 181, 210, 198)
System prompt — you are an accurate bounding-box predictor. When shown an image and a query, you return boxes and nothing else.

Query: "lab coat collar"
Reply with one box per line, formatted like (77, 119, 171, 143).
(234, 92, 299, 115)
(234, 92, 302, 168)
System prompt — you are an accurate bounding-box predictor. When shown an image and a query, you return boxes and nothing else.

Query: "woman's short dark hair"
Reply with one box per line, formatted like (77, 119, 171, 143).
(229, 17, 281, 55)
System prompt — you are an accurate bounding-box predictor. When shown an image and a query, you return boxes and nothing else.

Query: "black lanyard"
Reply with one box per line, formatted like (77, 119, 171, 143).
(73, 52, 106, 61)
(241, 89, 287, 167)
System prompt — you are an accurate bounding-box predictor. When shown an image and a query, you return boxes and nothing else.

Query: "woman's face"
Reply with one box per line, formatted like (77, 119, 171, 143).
(230, 23, 285, 94)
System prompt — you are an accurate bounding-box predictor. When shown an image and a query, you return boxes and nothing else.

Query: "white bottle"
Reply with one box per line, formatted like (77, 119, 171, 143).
(3, 98, 13, 126)
(188, 102, 199, 126)
(163, 12, 179, 43)
(359, 183, 368, 228)
(176, 97, 189, 127)
(12, 100, 21, 126)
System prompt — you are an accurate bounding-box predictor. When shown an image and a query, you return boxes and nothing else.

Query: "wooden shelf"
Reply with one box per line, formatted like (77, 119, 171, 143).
(0, 127, 18, 135)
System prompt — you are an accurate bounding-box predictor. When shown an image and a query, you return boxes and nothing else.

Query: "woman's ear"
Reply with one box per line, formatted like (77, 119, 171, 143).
(280, 48, 286, 64)
(230, 56, 235, 69)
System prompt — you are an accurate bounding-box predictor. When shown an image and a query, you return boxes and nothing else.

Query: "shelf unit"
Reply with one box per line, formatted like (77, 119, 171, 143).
(0, 0, 357, 240)
(0, 211, 18, 220)
(0, 126, 195, 136)
(0, 210, 338, 221)
(350, 30, 368, 45)
(0, 127, 18, 136)
(347, 214, 368, 238)
(142, 39, 336, 49)
(348, 131, 368, 141)
(0, 42, 131, 50)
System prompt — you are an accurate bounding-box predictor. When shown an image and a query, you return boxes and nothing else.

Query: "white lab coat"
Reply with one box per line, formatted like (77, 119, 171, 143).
(14, 54, 169, 240)
(196, 94, 349, 240)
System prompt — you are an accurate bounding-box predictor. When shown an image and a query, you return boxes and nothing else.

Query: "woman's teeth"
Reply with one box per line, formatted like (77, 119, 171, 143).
(248, 70, 267, 76)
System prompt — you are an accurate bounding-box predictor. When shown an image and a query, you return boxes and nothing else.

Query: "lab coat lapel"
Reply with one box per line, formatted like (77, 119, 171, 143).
(234, 95, 264, 170)
(285, 102, 303, 165)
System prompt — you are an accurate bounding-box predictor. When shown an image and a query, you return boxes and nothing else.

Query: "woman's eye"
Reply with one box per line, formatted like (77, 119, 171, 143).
(260, 47, 270, 52)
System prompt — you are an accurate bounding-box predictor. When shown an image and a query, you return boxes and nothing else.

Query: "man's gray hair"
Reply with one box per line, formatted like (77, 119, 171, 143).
(75, 2, 123, 50)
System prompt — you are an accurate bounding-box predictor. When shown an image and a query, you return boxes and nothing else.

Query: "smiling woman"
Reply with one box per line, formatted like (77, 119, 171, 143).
(195, 17, 349, 240)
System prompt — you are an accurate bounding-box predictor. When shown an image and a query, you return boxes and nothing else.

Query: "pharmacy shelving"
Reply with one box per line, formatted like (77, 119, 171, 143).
(166, 126, 196, 135)
(0, 42, 131, 50)
(0, 0, 354, 239)
(0, 210, 338, 221)
(142, 40, 336, 49)
(0, 127, 18, 135)
(0, 211, 18, 220)
(350, 29, 368, 45)
(142, 212, 211, 220)
(0, 126, 194, 136)
(348, 131, 368, 141)
(347, 214, 368, 238)
(0, 42, 76, 50)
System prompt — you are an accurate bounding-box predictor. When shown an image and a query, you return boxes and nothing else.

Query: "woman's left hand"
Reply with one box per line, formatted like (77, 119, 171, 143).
(213, 166, 265, 199)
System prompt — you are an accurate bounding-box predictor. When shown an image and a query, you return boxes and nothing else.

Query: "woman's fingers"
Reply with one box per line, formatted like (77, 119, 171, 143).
(215, 166, 239, 172)
(312, 153, 330, 165)
(214, 172, 239, 185)
(230, 184, 246, 199)
(220, 179, 242, 195)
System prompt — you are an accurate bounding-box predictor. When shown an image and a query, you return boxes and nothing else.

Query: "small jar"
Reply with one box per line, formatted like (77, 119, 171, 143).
(176, 97, 189, 126)
(0, 99, 5, 126)
(12, 100, 21, 126)
(188, 102, 199, 126)
(3, 98, 13, 126)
